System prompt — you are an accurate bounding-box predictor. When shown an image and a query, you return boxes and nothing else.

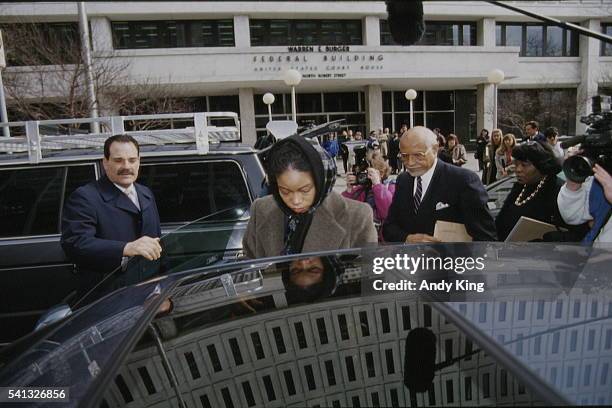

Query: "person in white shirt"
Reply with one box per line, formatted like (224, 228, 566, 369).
(557, 164, 612, 243)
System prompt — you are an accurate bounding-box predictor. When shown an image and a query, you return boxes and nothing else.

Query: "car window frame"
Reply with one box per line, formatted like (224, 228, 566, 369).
(137, 157, 255, 225)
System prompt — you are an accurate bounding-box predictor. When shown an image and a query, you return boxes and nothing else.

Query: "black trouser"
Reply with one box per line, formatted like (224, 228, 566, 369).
(340, 146, 349, 173)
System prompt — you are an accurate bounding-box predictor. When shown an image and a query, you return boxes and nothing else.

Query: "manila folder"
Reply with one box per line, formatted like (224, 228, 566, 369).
(434, 220, 473, 242)
(505, 216, 558, 242)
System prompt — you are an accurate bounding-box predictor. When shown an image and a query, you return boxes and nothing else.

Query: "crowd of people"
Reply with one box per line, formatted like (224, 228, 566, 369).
(310, 120, 611, 247)
(58, 122, 612, 302)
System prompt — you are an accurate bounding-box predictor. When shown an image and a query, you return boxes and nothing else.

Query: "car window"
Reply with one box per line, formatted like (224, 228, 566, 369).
(139, 161, 251, 223)
(0, 164, 96, 239)
(0, 164, 96, 238)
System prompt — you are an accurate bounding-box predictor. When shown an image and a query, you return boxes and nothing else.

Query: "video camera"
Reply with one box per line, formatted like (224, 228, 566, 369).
(352, 145, 371, 186)
(561, 96, 612, 183)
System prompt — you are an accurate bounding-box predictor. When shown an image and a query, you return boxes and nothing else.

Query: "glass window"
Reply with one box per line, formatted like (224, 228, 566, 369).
(525, 25, 543, 56)
(546, 25, 564, 57)
(497, 23, 578, 57)
(393, 91, 424, 112)
(382, 92, 393, 112)
(111, 20, 235, 49)
(324, 92, 360, 112)
(395, 113, 424, 129)
(297, 93, 323, 114)
(250, 20, 362, 46)
(254, 94, 288, 115)
(139, 161, 250, 223)
(506, 25, 523, 48)
(380, 20, 476, 46)
(0, 22, 80, 66)
(496, 25, 503, 46)
(498, 88, 577, 136)
(426, 112, 454, 136)
(426, 91, 454, 111)
(208, 95, 239, 113)
(602, 24, 612, 56)
(0, 167, 64, 237)
(64, 165, 98, 207)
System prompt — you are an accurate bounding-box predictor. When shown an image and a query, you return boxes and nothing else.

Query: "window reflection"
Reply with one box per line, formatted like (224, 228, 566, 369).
(380, 20, 477, 46)
(602, 24, 612, 56)
(497, 22, 578, 57)
(525, 25, 543, 57)
(250, 19, 363, 46)
(112, 20, 235, 49)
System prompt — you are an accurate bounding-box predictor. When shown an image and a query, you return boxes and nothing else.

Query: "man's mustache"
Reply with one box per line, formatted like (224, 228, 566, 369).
(118, 170, 134, 175)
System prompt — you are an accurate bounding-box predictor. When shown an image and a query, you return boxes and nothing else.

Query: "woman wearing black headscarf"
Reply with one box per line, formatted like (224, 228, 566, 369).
(243, 135, 377, 258)
(495, 141, 566, 241)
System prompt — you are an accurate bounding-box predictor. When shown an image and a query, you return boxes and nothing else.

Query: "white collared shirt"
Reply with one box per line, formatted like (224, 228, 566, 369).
(412, 159, 437, 198)
(114, 182, 140, 210)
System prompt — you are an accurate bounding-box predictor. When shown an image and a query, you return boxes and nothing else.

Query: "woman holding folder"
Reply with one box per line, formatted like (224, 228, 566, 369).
(495, 141, 566, 241)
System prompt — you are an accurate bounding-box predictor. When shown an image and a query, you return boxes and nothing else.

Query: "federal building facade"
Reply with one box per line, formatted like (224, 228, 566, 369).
(1, 1, 611, 146)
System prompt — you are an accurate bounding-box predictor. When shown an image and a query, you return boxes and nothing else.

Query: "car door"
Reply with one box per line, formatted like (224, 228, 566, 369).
(0, 163, 97, 344)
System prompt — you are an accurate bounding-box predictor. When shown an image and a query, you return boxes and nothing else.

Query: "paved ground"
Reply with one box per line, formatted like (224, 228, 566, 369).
(333, 150, 481, 193)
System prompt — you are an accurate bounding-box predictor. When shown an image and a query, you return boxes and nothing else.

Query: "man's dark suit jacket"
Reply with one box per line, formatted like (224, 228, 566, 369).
(382, 160, 497, 242)
(61, 175, 161, 275)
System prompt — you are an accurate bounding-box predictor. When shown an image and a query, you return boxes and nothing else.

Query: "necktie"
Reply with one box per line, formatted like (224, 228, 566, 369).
(126, 188, 140, 210)
(413, 176, 422, 214)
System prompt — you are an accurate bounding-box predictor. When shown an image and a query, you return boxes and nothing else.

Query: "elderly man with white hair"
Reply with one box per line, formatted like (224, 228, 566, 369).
(383, 126, 497, 243)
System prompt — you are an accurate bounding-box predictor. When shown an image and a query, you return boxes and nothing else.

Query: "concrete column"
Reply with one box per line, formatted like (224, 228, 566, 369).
(234, 15, 251, 48)
(363, 16, 380, 47)
(239, 88, 256, 146)
(365, 85, 383, 132)
(477, 83, 495, 132)
(478, 17, 496, 48)
(90, 17, 113, 52)
(576, 19, 600, 134)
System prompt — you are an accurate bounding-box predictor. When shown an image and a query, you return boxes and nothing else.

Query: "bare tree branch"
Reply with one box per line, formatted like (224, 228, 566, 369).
(1, 19, 191, 132)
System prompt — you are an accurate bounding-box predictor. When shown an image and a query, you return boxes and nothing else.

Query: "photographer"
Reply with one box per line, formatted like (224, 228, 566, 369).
(556, 95, 612, 243)
(558, 164, 612, 243)
(343, 151, 396, 240)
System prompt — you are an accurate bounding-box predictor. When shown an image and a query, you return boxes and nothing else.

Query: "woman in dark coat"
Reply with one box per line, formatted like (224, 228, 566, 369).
(495, 141, 566, 241)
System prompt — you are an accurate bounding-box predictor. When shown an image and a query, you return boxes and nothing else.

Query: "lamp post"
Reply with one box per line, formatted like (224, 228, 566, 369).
(404, 89, 417, 128)
(283, 69, 302, 122)
(487, 69, 505, 130)
(262, 92, 275, 123)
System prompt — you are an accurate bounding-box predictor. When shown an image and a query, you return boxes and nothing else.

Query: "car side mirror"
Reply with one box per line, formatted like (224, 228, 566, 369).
(34, 304, 73, 331)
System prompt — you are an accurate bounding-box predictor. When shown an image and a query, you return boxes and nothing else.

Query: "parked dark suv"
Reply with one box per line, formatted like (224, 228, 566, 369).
(0, 112, 266, 344)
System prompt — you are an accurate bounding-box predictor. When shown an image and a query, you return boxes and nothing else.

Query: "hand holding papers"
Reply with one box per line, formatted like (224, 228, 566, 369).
(505, 216, 561, 242)
(434, 221, 473, 242)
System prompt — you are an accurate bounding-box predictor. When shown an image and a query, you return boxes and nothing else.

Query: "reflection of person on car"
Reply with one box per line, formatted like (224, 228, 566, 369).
(243, 134, 377, 258)
(282, 257, 341, 304)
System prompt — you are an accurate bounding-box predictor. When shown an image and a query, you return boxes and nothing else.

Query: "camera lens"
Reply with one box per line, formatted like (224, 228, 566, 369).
(563, 155, 594, 183)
